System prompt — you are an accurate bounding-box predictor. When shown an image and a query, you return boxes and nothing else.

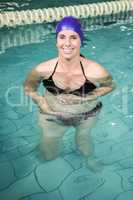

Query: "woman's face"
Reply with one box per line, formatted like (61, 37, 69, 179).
(56, 29, 81, 60)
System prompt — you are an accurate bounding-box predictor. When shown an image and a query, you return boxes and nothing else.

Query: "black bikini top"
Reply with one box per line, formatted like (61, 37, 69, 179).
(42, 60, 96, 96)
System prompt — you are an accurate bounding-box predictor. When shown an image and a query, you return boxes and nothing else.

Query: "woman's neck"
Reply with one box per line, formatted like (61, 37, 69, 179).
(58, 55, 81, 72)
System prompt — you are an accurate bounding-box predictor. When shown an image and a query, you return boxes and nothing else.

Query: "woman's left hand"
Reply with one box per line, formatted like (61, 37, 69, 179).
(57, 93, 97, 105)
(57, 94, 80, 104)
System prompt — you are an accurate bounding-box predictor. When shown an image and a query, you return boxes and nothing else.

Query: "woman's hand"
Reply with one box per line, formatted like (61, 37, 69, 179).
(37, 97, 65, 116)
(36, 96, 54, 114)
(57, 94, 79, 104)
(57, 93, 97, 105)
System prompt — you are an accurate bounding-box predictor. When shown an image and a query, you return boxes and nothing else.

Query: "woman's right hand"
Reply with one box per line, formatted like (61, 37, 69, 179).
(36, 96, 52, 113)
(37, 96, 62, 116)
(37, 98, 72, 118)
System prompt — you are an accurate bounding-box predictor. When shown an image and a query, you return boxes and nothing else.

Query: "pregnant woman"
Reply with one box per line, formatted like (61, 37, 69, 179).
(24, 16, 115, 171)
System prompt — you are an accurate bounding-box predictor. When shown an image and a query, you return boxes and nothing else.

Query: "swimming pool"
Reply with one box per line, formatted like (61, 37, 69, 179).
(0, 7, 133, 200)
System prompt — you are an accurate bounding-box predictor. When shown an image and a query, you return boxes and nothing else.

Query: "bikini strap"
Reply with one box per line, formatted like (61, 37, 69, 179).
(80, 61, 88, 80)
(51, 61, 87, 80)
(50, 61, 58, 77)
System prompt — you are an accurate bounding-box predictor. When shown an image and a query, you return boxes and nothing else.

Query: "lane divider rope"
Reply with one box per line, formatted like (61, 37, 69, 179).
(0, 0, 133, 28)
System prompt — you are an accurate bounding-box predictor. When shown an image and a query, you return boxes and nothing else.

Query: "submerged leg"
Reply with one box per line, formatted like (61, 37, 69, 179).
(75, 116, 103, 172)
(38, 113, 68, 160)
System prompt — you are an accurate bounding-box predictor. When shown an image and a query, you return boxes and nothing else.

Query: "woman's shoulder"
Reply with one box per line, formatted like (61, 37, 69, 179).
(81, 57, 109, 78)
(34, 57, 58, 77)
(35, 57, 58, 72)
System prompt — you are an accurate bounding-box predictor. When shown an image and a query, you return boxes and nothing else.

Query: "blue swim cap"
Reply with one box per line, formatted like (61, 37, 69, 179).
(56, 16, 84, 45)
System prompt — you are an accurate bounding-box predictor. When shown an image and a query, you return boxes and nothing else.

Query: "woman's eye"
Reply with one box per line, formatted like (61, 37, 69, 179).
(59, 35, 65, 39)
(71, 36, 77, 39)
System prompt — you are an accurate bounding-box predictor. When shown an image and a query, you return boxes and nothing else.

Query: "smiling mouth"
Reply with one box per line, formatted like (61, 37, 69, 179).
(63, 49, 73, 54)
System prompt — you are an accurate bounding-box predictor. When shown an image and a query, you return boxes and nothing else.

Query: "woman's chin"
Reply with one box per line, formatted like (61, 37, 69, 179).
(63, 53, 73, 60)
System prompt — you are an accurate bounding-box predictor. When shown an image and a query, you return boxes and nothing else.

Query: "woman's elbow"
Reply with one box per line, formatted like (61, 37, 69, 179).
(23, 84, 31, 96)
(111, 81, 116, 91)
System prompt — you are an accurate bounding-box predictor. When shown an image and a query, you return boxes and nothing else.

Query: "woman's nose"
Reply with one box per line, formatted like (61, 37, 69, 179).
(65, 38, 71, 46)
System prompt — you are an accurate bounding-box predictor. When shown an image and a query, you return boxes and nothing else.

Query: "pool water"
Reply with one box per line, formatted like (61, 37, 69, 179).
(0, 22, 133, 200)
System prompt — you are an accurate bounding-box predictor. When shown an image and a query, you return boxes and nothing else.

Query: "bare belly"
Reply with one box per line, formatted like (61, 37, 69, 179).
(44, 90, 98, 115)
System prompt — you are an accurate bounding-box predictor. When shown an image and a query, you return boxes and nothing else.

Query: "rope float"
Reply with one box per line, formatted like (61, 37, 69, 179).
(0, 0, 133, 54)
(0, 0, 133, 28)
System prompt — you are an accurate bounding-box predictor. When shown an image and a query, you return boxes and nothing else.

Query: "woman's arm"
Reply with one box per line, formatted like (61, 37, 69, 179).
(85, 74, 116, 100)
(24, 69, 42, 102)
(24, 68, 52, 113)
(80, 61, 116, 101)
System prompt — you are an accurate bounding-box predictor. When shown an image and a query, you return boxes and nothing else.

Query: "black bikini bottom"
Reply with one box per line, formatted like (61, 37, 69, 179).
(46, 102, 102, 126)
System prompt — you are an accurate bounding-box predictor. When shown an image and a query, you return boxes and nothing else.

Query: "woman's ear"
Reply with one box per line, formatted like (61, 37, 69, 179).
(56, 42, 58, 48)
(56, 38, 58, 48)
